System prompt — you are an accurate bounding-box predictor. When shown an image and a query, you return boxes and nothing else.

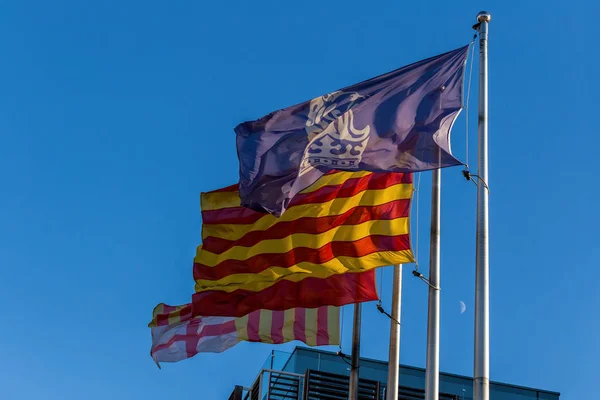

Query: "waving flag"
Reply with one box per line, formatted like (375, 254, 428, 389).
(235, 46, 468, 215)
(149, 303, 340, 365)
(192, 170, 413, 317)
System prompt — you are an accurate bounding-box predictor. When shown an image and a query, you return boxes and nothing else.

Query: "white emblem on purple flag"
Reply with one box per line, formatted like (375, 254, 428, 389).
(235, 45, 470, 216)
(300, 91, 371, 176)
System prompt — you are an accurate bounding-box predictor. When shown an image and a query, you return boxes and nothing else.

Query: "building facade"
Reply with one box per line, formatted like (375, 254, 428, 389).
(230, 347, 560, 400)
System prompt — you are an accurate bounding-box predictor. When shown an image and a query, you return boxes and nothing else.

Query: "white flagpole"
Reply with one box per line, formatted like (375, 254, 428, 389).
(424, 168, 441, 400)
(474, 11, 491, 400)
(348, 303, 362, 400)
(386, 264, 403, 400)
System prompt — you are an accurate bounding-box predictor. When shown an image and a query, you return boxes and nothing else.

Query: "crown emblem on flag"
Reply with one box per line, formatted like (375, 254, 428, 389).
(300, 90, 371, 176)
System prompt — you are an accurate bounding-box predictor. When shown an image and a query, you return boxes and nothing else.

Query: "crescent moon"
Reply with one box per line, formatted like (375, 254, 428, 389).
(460, 301, 467, 314)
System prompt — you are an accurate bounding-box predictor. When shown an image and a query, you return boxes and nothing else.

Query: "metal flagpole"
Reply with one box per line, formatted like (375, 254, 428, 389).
(474, 11, 491, 400)
(348, 303, 362, 400)
(424, 167, 441, 400)
(386, 264, 403, 400)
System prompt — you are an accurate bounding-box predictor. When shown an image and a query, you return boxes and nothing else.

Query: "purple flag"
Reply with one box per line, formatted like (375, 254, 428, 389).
(236, 45, 469, 216)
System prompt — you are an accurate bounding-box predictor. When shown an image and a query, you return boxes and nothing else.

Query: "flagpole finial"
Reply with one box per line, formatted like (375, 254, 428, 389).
(477, 11, 491, 23)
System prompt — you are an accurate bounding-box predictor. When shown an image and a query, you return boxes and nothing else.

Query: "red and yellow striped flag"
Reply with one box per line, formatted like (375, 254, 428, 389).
(149, 303, 340, 365)
(192, 171, 413, 317)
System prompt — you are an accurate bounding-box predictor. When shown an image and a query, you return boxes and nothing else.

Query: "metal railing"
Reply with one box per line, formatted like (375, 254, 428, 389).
(238, 369, 304, 400)
(304, 369, 380, 400)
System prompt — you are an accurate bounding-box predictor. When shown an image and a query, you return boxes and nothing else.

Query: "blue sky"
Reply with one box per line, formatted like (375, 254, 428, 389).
(0, 1, 596, 399)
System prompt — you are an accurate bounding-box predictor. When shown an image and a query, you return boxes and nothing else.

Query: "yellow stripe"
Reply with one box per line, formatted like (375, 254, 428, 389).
(167, 310, 183, 326)
(235, 314, 249, 341)
(151, 304, 165, 319)
(149, 304, 189, 327)
(328, 307, 340, 345)
(149, 304, 165, 327)
(258, 310, 274, 343)
(201, 191, 240, 211)
(197, 217, 409, 267)
(201, 172, 375, 212)
(299, 171, 373, 194)
(304, 308, 319, 346)
(281, 308, 295, 342)
(195, 249, 414, 293)
(202, 183, 413, 241)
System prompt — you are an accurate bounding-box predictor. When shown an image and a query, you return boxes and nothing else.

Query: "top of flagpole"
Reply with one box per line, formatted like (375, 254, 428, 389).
(477, 11, 491, 23)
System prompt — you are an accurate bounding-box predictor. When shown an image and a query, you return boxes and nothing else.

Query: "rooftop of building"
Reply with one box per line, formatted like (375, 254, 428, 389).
(285, 346, 560, 397)
(237, 346, 560, 400)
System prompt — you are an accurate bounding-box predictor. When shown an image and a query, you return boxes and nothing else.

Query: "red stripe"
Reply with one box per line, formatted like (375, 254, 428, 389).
(203, 206, 262, 225)
(155, 303, 193, 327)
(290, 172, 412, 206)
(194, 234, 410, 281)
(201, 172, 412, 225)
(191, 270, 378, 318)
(152, 321, 200, 354)
(161, 304, 179, 313)
(185, 320, 198, 357)
(207, 184, 238, 193)
(293, 309, 306, 344)
(202, 200, 410, 254)
(247, 311, 261, 342)
(151, 318, 237, 354)
(270, 311, 285, 344)
(316, 306, 329, 346)
(201, 319, 237, 336)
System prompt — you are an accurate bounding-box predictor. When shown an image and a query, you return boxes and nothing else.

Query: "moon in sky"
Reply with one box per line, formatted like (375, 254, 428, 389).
(460, 301, 467, 314)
